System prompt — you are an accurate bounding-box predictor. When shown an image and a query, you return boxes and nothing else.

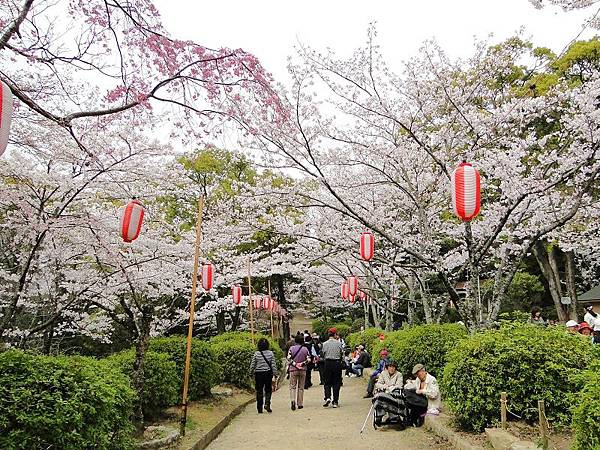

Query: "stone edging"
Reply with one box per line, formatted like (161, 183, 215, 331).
(184, 397, 255, 450)
(424, 416, 485, 450)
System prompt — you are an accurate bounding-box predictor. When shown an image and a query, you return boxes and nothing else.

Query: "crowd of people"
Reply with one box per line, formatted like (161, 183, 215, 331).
(249, 327, 441, 429)
(531, 304, 600, 343)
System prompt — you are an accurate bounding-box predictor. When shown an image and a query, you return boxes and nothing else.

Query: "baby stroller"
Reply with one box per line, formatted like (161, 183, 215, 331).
(372, 388, 409, 429)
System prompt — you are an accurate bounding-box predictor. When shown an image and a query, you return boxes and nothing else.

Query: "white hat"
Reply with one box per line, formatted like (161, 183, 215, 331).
(566, 320, 578, 328)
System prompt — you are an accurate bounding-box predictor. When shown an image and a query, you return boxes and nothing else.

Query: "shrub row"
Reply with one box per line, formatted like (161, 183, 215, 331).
(0, 350, 135, 450)
(0, 332, 286, 449)
(311, 319, 351, 339)
(442, 324, 599, 432)
(572, 362, 600, 450)
(208, 331, 283, 388)
(346, 327, 384, 354)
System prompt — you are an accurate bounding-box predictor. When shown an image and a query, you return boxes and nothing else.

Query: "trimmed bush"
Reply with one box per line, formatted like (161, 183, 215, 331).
(0, 350, 134, 450)
(442, 324, 598, 432)
(209, 331, 284, 388)
(346, 327, 384, 354)
(106, 349, 179, 419)
(572, 363, 600, 450)
(367, 324, 467, 380)
(210, 338, 256, 388)
(148, 336, 220, 400)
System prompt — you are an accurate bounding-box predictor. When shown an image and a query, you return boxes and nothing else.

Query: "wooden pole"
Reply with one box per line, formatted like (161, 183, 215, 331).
(180, 196, 205, 436)
(538, 400, 548, 450)
(268, 279, 274, 338)
(247, 257, 255, 344)
(500, 392, 507, 429)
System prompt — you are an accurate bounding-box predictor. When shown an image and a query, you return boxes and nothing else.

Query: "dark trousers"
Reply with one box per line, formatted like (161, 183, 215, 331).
(304, 362, 313, 388)
(255, 370, 272, 412)
(366, 373, 377, 395)
(323, 359, 342, 403)
(318, 361, 325, 384)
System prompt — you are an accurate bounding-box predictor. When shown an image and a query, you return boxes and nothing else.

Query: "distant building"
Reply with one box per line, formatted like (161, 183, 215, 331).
(579, 285, 600, 312)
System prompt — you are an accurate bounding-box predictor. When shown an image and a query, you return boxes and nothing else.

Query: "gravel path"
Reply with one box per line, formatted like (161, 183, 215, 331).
(207, 372, 449, 449)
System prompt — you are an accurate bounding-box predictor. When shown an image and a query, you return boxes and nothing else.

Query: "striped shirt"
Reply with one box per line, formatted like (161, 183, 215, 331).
(250, 350, 276, 373)
(321, 338, 344, 360)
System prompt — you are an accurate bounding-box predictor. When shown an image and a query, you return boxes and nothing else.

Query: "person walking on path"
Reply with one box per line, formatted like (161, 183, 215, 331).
(287, 334, 310, 410)
(249, 338, 277, 414)
(321, 327, 344, 408)
(303, 334, 318, 389)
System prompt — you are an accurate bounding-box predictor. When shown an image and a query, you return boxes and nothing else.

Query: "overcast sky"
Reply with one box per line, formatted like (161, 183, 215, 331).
(154, 0, 596, 83)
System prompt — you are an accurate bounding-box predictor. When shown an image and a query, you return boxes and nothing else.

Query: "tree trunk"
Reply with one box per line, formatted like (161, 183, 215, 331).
(565, 250, 579, 321)
(132, 316, 151, 430)
(216, 310, 225, 333)
(464, 222, 481, 328)
(408, 272, 416, 325)
(231, 307, 241, 331)
(533, 240, 568, 322)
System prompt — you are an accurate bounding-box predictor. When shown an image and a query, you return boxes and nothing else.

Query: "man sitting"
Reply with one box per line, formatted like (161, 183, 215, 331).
(363, 349, 389, 398)
(352, 345, 370, 376)
(404, 364, 441, 415)
(372, 361, 405, 426)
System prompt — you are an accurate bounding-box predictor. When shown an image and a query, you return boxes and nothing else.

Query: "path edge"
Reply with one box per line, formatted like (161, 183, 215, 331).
(424, 416, 485, 450)
(185, 397, 254, 450)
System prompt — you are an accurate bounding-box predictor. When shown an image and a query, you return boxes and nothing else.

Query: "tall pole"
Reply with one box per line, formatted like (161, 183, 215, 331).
(268, 279, 274, 338)
(247, 257, 255, 344)
(180, 196, 205, 436)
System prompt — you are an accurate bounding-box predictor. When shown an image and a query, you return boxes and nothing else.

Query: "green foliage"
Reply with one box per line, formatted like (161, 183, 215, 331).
(346, 327, 385, 354)
(209, 338, 256, 388)
(572, 362, 600, 450)
(106, 350, 179, 419)
(148, 336, 220, 400)
(0, 350, 134, 450)
(371, 324, 468, 380)
(350, 318, 365, 333)
(311, 319, 351, 339)
(442, 324, 598, 432)
(209, 332, 283, 388)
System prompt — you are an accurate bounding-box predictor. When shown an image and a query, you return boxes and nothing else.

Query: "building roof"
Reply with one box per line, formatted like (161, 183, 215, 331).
(579, 285, 600, 301)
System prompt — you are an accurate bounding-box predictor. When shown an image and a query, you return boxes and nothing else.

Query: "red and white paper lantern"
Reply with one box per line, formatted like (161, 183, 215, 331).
(359, 290, 367, 301)
(263, 296, 272, 310)
(0, 80, 13, 156)
(451, 161, 481, 222)
(347, 275, 358, 297)
(341, 281, 349, 299)
(360, 231, 374, 261)
(349, 294, 356, 304)
(120, 199, 144, 243)
(201, 263, 213, 290)
(232, 285, 242, 305)
(253, 296, 262, 310)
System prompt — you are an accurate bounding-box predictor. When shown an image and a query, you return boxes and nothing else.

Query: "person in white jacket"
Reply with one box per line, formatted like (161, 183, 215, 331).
(374, 361, 403, 393)
(404, 364, 441, 414)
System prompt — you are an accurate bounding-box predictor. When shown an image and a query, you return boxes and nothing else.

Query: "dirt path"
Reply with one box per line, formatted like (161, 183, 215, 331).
(207, 372, 449, 450)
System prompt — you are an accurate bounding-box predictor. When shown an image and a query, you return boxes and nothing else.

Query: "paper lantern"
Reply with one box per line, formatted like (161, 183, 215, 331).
(349, 294, 356, 304)
(232, 285, 242, 305)
(253, 296, 261, 310)
(360, 231, 374, 261)
(451, 161, 481, 221)
(201, 263, 213, 290)
(347, 275, 358, 296)
(0, 80, 13, 156)
(341, 281, 349, 299)
(120, 199, 144, 243)
(359, 290, 367, 301)
(264, 296, 274, 310)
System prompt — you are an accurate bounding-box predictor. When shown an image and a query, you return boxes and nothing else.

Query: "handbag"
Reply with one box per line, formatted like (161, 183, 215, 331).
(259, 351, 279, 391)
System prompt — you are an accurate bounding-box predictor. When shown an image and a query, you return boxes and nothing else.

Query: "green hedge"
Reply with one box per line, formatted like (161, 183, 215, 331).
(148, 336, 220, 400)
(209, 332, 283, 388)
(388, 324, 467, 379)
(311, 320, 352, 340)
(572, 362, 600, 450)
(346, 327, 384, 354)
(0, 350, 134, 450)
(106, 350, 178, 419)
(442, 324, 598, 432)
